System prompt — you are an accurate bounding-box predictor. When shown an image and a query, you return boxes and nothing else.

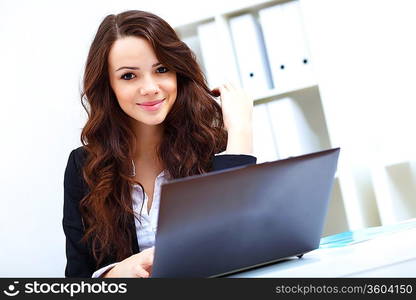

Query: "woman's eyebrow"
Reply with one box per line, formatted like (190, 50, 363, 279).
(115, 62, 162, 72)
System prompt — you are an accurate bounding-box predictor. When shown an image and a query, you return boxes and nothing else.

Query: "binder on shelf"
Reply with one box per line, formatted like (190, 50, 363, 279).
(282, 0, 316, 89)
(267, 88, 330, 159)
(267, 97, 305, 159)
(181, 34, 207, 77)
(258, 5, 289, 93)
(197, 19, 241, 91)
(228, 13, 273, 98)
(253, 103, 279, 163)
(259, 0, 316, 93)
(197, 21, 226, 89)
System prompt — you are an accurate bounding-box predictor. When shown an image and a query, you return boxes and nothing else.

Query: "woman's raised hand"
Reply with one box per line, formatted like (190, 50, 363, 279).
(211, 82, 253, 133)
(212, 82, 254, 155)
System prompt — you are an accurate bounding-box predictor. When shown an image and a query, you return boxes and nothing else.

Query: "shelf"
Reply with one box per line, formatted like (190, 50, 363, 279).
(253, 83, 318, 103)
(172, 0, 416, 235)
(371, 160, 416, 225)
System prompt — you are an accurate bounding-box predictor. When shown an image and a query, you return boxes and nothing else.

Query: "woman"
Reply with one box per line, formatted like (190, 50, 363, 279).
(63, 10, 256, 278)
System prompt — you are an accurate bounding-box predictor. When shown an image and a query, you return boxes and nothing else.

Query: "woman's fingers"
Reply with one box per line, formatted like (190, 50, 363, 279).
(222, 82, 250, 103)
(137, 247, 154, 277)
(134, 259, 151, 277)
(225, 80, 242, 90)
(216, 80, 253, 132)
(135, 268, 150, 278)
(103, 247, 155, 278)
(225, 81, 236, 90)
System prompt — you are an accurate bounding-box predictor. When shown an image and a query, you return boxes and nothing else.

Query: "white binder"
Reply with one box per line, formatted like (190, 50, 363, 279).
(258, 5, 289, 93)
(259, 1, 316, 93)
(181, 34, 207, 77)
(229, 13, 272, 97)
(253, 103, 279, 163)
(282, 0, 315, 89)
(197, 21, 225, 89)
(267, 97, 305, 159)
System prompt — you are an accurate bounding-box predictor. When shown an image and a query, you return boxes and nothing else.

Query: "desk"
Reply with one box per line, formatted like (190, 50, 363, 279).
(229, 219, 416, 277)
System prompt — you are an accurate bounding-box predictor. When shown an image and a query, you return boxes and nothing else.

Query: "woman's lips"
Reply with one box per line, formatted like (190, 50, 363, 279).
(137, 98, 165, 111)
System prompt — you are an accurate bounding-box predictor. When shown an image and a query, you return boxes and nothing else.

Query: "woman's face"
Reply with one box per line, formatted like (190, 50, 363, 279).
(108, 36, 177, 126)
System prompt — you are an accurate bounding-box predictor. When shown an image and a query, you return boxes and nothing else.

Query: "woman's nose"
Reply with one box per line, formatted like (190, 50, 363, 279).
(139, 75, 160, 96)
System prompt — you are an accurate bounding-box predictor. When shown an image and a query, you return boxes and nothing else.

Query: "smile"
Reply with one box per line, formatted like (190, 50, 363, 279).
(137, 98, 165, 111)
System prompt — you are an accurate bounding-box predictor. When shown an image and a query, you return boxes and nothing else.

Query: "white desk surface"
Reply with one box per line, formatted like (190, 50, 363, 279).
(230, 219, 416, 277)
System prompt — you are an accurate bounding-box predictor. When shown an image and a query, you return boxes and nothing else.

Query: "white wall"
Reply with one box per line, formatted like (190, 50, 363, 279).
(0, 0, 274, 277)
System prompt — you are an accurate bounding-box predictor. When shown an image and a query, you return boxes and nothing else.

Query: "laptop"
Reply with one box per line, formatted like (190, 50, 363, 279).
(151, 148, 340, 277)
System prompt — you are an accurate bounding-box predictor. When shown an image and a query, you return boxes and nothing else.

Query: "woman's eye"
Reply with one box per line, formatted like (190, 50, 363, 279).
(156, 66, 169, 73)
(121, 73, 136, 80)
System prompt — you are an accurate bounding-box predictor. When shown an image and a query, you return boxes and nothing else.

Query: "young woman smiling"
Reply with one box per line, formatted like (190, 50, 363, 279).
(63, 10, 256, 278)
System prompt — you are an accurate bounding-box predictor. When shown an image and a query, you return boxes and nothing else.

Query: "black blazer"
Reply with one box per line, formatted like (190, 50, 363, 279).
(63, 146, 257, 277)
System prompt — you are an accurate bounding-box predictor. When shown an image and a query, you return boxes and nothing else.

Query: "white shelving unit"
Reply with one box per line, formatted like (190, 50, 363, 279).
(173, 0, 416, 236)
(371, 159, 416, 225)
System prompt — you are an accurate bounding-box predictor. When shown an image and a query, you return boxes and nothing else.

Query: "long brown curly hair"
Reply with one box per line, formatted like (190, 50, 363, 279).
(79, 10, 227, 266)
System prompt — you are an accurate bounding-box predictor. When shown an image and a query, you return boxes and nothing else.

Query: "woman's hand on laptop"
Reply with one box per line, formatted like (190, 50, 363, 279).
(103, 247, 154, 278)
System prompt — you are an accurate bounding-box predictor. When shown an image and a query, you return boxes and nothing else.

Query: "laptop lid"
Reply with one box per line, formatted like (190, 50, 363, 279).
(151, 148, 340, 277)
